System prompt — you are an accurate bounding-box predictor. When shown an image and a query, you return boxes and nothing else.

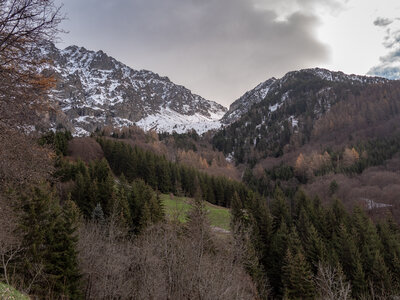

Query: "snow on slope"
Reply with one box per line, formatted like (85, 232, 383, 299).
(39, 42, 227, 136)
(136, 108, 225, 134)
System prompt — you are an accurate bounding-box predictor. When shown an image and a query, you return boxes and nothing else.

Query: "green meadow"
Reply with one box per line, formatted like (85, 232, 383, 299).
(160, 194, 231, 231)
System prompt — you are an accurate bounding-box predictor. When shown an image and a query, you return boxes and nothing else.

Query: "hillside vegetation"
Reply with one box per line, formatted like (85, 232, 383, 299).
(3, 2, 400, 297)
(0, 283, 29, 300)
(161, 194, 231, 230)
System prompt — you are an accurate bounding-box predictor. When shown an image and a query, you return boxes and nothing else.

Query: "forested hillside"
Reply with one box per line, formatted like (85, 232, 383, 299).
(233, 188, 400, 299)
(214, 69, 400, 224)
(3, 0, 400, 299)
(213, 70, 394, 163)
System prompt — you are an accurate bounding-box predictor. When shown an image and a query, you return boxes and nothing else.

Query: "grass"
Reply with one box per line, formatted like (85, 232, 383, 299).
(0, 282, 29, 300)
(160, 194, 231, 231)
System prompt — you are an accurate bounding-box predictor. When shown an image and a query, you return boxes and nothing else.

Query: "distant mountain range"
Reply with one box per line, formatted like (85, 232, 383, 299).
(38, 42, 391, 139)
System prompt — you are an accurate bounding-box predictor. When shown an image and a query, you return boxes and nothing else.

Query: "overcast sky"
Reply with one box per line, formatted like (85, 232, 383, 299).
(55, 0, 400, 107)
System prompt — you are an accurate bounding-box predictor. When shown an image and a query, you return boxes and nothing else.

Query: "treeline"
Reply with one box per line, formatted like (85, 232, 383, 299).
(234, 189, 400, 298)
(158, 129, 199, 152)
(98, 138, 249, 207)
(242, 134, 400, 198)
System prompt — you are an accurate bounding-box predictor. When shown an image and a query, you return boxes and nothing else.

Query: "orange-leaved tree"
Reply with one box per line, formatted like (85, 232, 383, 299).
(0, 0, 63, 129)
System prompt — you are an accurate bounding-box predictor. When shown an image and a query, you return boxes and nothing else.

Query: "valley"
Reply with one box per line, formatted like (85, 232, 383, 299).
(2, 3, 400, 297)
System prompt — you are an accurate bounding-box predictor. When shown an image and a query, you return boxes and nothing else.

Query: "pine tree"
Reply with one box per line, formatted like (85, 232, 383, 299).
(96, 171, 116, 217)
(270, 187, 290, 232)
(377, 220, 400, 292)
(47, 200, 82, 299)
(129, 179, 163, 233)
(19, 184, 57, 295)
(157, 160, 171, 193)
(282, 247, 315, 299)
(230, 191, 244, 230)
(335, 224, 367, 297)
(18, 184, 82, 298)
(370, 250, 391, 296)
(113, 180, 132, 229)
(267, 220, 289, 296)
(297, 208, 326, 272)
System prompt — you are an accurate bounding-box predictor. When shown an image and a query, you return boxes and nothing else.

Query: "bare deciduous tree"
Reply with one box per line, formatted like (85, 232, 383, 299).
(78, 212, 257, 299)
(0, 0, 63, 128)
(315, 263, 352, 300)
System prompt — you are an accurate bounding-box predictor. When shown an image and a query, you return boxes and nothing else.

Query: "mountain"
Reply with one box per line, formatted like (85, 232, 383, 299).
(222, 78, 277, 124)
(213, 68, 393, 164)
(222, 68, 387, 124)
(38, 42, 227, 136)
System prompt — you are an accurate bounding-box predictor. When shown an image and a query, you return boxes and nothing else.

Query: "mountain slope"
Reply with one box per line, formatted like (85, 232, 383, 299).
(222, 78, 277, 124)
(213, 68, 392, 164)
(222, 68, 387, 124)
(39, 42, 226, 135)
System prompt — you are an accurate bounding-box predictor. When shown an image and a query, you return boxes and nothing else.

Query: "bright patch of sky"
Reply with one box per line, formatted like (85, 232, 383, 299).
(316, 0, 400, 77)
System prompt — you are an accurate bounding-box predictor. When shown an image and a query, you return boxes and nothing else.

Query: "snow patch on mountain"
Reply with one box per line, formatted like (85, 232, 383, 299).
(136, 108, 225, 134)
(38, 42, 227, 135)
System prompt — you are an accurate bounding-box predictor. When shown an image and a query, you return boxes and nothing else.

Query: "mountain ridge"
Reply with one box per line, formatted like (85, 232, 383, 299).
(222, 67, 389, 124)
(38, 42, 392, 139)
(38, 42, 227, 136)
(213, 67, 393, 163)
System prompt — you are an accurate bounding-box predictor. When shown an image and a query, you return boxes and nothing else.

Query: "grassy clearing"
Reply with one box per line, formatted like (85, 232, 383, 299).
(160, 194, 231, 231)
(0, 282, 29, 300)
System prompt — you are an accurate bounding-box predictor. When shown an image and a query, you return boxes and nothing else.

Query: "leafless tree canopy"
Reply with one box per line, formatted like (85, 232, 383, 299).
(78, 212, 257, 299)
(0, 0, 63, 128)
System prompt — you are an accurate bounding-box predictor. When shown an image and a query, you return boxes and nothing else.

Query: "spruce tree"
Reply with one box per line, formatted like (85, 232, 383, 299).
(335, 224, 367, 297)
(282, 247, 315, 299)
(267, 220, 289, 296)
(230, 191, 244, 230)
(113, 180, 132, 229)
(377, 220, 400, 292)
(18, 184, 82, 298)
(270, 187, 291, 232)
(47, 200, 82, 299)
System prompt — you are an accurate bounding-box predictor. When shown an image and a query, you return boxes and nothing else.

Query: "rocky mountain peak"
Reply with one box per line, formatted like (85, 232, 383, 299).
(39, 42, 227, 136)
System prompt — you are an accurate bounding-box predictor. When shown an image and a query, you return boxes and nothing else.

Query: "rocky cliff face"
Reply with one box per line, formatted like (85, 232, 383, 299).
(39, 42, 227, 135)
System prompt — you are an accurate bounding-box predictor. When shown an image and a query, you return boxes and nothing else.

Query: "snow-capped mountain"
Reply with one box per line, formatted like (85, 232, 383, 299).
(222, 68, 388, 124)
(39, 42, 227, 136)
(213, 68, 391, 163)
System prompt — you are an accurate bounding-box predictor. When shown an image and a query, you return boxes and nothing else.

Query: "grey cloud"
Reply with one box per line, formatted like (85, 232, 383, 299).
(383, 29, 400, 49)
(57, 0, 331, 106)
(379, 49, 400, 63)
(373, 17, 394, 27)
(369, 18, 400, 80)
(368, 64, 400, 80)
